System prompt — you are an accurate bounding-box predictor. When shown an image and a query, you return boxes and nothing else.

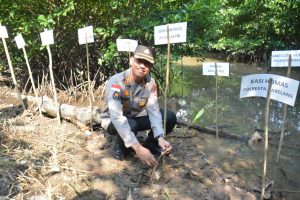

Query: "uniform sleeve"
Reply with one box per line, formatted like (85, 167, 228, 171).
(146, 82, 164, 138)
(106, 79, 138, 147)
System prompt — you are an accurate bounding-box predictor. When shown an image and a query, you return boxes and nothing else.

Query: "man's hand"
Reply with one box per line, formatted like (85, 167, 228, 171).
(158, 137, 172, 155)
(131, 143, 158, 166)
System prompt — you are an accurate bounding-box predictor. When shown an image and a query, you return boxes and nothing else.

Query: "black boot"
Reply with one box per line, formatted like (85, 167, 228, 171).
(113, 134, 126, 160)
(144, 132, 163, 155)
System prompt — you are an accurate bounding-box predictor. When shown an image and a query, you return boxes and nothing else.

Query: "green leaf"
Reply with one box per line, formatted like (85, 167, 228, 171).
(37, 15, 46, 22)
(193, 108, 204, 123)
(113, 19, 121, 25)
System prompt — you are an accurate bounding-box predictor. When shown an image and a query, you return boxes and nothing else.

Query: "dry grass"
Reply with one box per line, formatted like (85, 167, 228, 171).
(0, 109, 90, 199)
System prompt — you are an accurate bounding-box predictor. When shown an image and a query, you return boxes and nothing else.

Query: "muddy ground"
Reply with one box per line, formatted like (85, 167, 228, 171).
(0, 85, 261, 200)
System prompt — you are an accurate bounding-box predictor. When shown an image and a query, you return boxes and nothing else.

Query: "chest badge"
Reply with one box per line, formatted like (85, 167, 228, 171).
(124, 89, 130, 97)
(138, 97, 147, 108)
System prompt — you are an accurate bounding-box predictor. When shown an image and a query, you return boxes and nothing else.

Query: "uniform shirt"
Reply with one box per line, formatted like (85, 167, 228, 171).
(101, 68, 164, 147)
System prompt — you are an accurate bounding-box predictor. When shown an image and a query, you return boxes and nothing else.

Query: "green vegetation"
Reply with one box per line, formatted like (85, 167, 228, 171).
(0, 0, 299, 89)
(211, 0, 300, 62)
(193, 108, 205, 123)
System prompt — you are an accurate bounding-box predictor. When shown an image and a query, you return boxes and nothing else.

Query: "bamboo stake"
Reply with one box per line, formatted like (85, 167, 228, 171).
(276, 55, 291, 162)
(162, 25, 171, 171)
(85, 33, 93, 133)
(46, 44, 61, 124)
(181, 56, 183, 98)
(261, 78, 273, 200)
(1, 35, 26, 110)
(163, 25, 170, 137)
(214, 62, 219, 139)
(22, 47, 42, 116)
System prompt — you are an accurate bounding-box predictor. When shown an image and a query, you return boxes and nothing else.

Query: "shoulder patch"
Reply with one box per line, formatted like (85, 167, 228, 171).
(111, 84, 121, 100)
(113, 91, 121, 100)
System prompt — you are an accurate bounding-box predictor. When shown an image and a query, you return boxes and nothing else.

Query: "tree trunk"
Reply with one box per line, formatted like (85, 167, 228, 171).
(23, 95, 102, 128)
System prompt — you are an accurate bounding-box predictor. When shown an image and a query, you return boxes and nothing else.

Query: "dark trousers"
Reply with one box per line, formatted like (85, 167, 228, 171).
(107, 109, 177, 141)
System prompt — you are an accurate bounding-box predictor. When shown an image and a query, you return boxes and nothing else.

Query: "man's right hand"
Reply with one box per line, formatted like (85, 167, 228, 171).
(131, 143, 158, 167)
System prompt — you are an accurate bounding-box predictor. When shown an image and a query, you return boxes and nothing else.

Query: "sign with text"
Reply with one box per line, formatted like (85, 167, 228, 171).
(154, 22, 187, 45)
(0, 26, 8, 38)
(240, 74, 299, 106)
(271, 50, 300, 67)
(203, 62, 229, 76)
(78, 26, 94, 45)
(40, 30, 54, 45)
(15, 34, 25, 49)
(116, 39, 138, 52)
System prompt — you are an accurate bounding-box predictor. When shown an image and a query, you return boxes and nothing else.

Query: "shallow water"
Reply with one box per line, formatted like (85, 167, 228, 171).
(169, 57, 300, 199)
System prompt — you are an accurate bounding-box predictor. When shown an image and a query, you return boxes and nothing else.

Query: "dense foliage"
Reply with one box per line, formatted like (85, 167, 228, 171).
(0, 0, 299, 89)
(211, 0, 300, 63)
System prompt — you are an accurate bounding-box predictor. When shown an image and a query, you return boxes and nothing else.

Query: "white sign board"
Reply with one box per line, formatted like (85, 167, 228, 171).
(116, 39, 138, 52)
(78, 26, 94, 45)
(15, 34, 25, 49)
(203, 62, 229, 76)
(154, 22, 187, 45)
(240, 74, 299, 106)
(40, 30, 54, 45)
(0, 26, 8, 38)
(271, 50, 300, 67)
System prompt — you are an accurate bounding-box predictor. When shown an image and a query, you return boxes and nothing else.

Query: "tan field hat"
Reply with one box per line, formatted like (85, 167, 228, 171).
(134, 45, 154, 64)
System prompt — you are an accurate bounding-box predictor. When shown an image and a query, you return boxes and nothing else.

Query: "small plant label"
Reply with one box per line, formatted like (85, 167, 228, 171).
(116, 39, 138, 52)
(15, 34, 25, 49)
(78, 26, 94, 45)
(0, 26, 8, 38)
(40, 30, 54, 45)
(154, 22, 187, 45)
(271, 50, 300, 67)
(203, 62, 229, 76)
(240, 74, 299, 106)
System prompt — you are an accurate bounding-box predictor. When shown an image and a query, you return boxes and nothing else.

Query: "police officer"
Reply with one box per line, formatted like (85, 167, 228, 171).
(101, 45, 177, 167)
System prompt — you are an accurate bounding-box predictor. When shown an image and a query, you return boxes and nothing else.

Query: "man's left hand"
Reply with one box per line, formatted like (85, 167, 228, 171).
(158, 137, 172, 155)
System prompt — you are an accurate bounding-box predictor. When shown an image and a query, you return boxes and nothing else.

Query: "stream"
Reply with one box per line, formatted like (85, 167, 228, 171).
(169, 57, 300, 199)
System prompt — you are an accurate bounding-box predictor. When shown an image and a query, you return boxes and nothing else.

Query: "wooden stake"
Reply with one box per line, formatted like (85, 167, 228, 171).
(261, 78, 273, 200)
(46, 45, 61, 124)
(86, 34, 93, 132)
(214, 62, 219, 139)
(22, 47, 42, 116)
(1, 37, 26, 110)
(276, 54, 292, 162)
(163, 25, 171, 137)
